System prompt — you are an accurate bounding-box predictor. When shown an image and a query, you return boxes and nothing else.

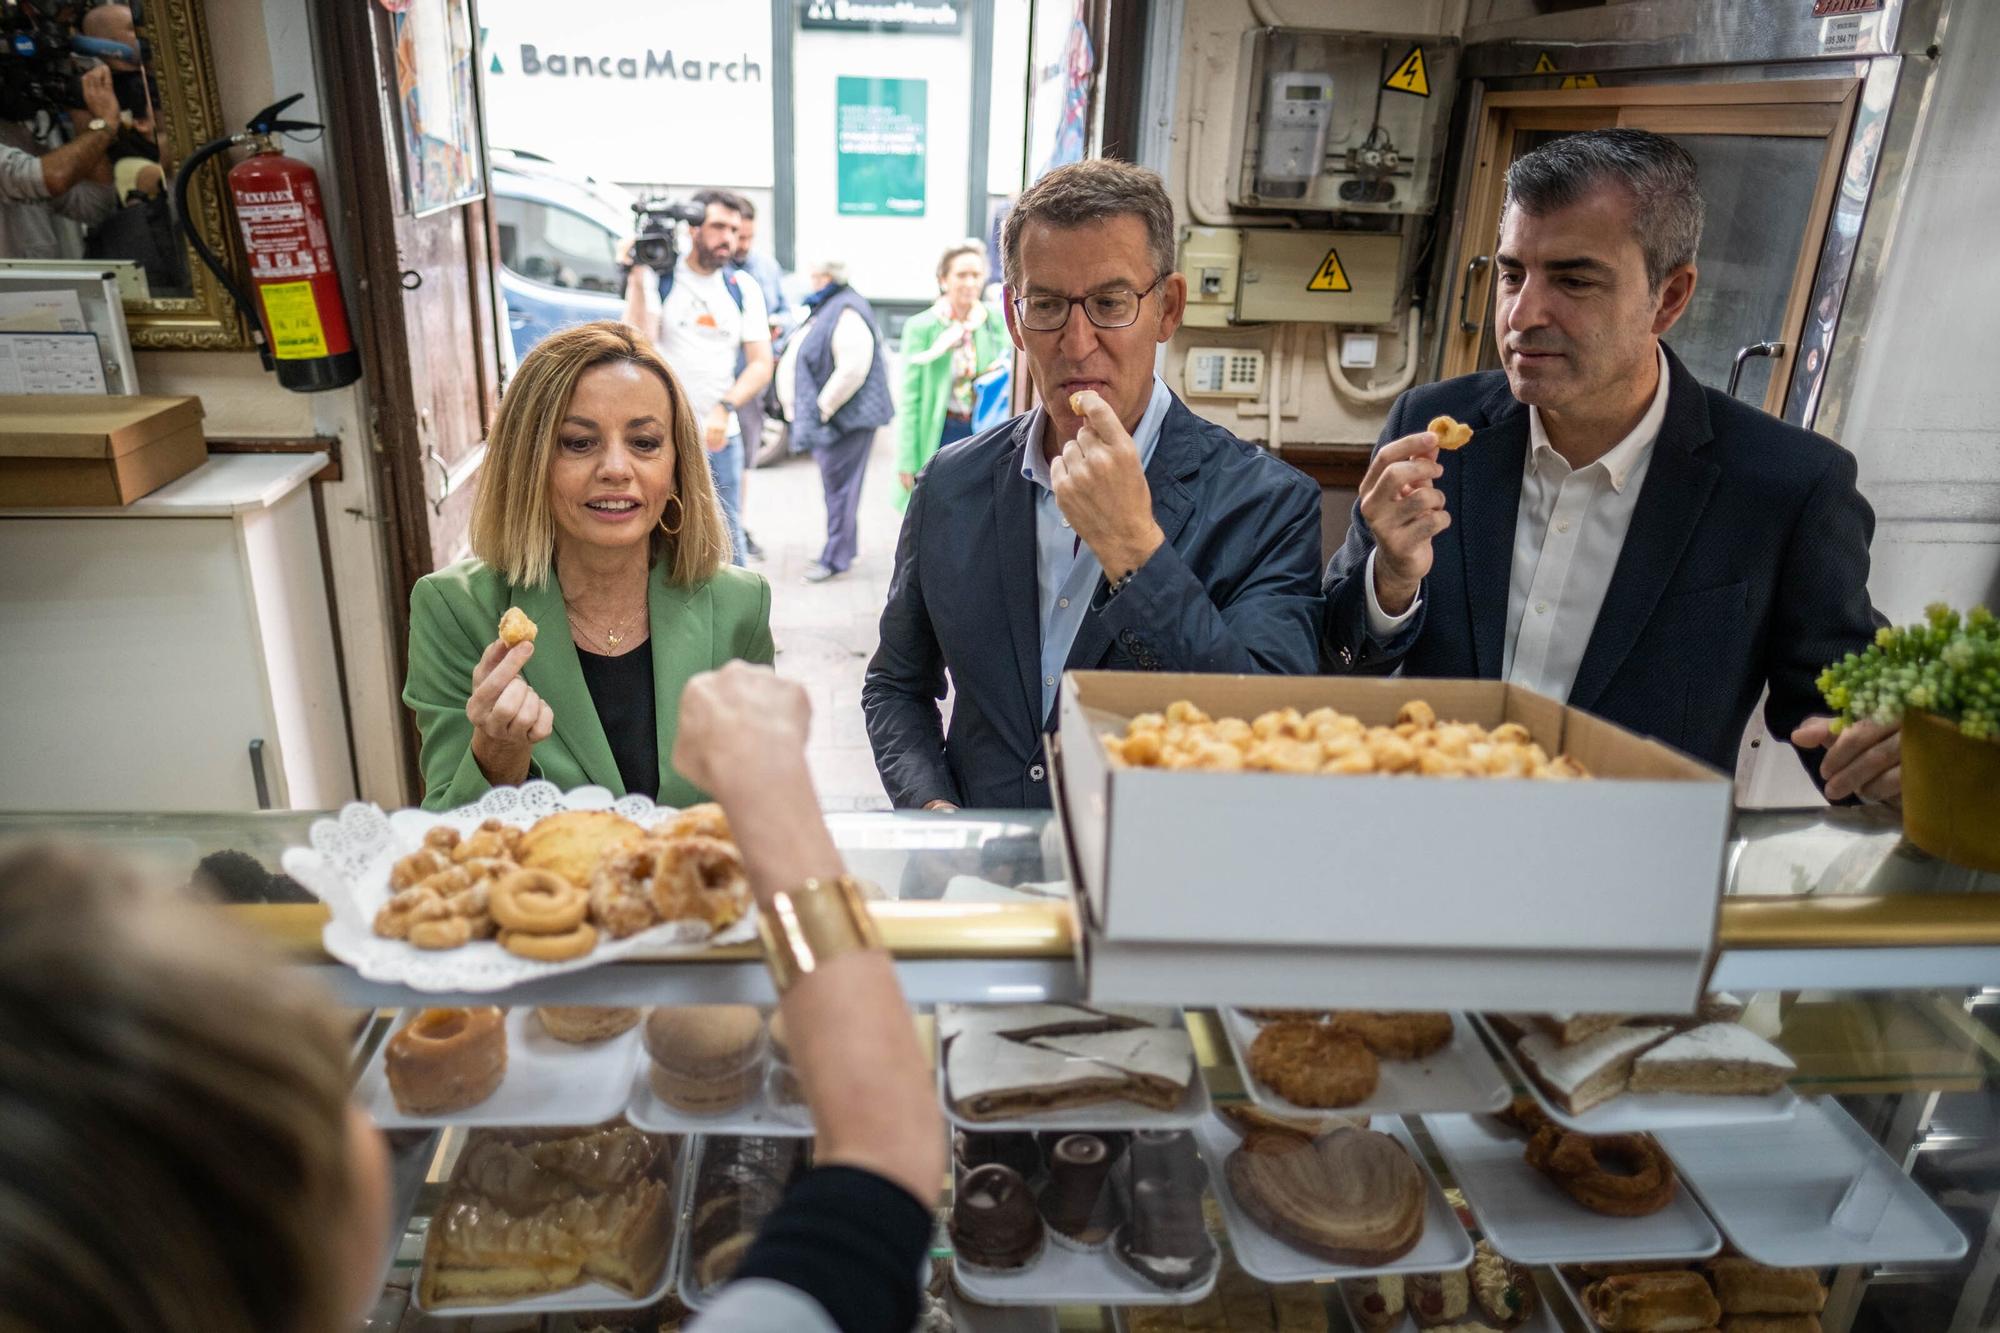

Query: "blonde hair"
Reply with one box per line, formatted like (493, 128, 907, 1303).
(470, 321, 731, 588)
(0, 843, 357, 1333)
(936, 238, 988, 286)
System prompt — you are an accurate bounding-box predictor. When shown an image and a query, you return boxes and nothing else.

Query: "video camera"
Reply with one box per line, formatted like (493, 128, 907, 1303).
(630, 196, 706, 273)
(1, 0, 149, 124)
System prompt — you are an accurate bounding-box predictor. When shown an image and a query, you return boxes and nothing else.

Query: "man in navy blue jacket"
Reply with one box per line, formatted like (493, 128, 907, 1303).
(863, 159, 1322, 810)
(1322, 129, 1900, 800)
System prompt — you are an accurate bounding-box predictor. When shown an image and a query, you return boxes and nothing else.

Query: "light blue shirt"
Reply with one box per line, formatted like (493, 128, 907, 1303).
(1020, 374, 1174, 721)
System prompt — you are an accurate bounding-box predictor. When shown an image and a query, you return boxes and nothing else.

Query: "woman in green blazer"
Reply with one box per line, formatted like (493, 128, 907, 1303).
(404, 321, 773, 811)
(892, 239, 1010, 512)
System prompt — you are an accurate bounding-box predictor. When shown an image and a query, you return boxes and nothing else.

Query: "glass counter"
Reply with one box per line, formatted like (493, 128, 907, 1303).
(5, 805, 1998, 1332)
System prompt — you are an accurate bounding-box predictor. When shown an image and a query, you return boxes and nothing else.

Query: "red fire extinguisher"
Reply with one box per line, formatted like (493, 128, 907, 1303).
(173, 95, 362, 392)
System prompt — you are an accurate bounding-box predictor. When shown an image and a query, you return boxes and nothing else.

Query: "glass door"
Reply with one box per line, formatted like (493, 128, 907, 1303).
(1444, 80, 1859, 419)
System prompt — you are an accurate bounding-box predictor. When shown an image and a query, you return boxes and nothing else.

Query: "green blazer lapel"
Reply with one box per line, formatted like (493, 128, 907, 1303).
(649, 568, 711, 805)
(515, 578, 623, 792)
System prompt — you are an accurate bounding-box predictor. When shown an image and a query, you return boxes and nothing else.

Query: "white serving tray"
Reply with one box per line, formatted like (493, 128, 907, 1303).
(1335, 1267, 1566, 1333)
(1219, 1010, 1510, 1117)
(1190, 1113, 1473, 1283)
(1656, 1095, 1969, 1268)
(414, 1129, 691, 1315)
(937, 1011, 1211, 1132)
(1421, 1112, 1722, 1265)
(951, 1285, 1060, 1332)
(356, 1006, 644, 1129)
(1476, 1015, 1797, 1134)
(625, 1056, 815, 1137)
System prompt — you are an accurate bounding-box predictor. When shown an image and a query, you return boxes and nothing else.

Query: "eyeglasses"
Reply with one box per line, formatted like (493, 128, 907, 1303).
(1011, 273, 1168, 332)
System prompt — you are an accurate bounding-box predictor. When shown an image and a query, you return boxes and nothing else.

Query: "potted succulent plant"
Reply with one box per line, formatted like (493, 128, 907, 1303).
(1818, 603, 2000, 871)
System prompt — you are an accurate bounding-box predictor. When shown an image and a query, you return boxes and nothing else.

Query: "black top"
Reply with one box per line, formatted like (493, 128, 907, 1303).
(575, 640, 657, 800)
(735, 1166, 933, 1333)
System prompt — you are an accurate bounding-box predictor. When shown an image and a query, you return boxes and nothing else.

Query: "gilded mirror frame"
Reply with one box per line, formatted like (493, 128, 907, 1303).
(129, 0, 251, 349)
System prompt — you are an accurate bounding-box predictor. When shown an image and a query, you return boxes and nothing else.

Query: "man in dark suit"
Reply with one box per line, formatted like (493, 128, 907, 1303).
(864, 159, 1322, 810)
(1323, 128, 1901, 800)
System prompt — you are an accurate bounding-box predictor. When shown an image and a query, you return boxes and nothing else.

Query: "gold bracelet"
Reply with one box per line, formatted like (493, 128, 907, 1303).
(756, 874, 884, 993)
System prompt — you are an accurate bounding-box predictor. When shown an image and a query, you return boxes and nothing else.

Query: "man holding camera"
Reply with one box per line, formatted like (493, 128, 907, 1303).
(1, 64, 121, 259)
(622, 189, 773, 567)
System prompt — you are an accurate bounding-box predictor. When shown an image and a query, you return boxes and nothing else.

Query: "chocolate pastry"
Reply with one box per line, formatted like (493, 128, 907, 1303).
(1037, 1133, 1120, 1251)
(687, 1136, 808, 1294)
(1114, 1130, 1218, 1291)
(1039, 1128, 1128, 1168)
(955, 1130, 1043, 1183)
(1226, 1127, 1424, 1266)
(951, 1163, 1045, 1272)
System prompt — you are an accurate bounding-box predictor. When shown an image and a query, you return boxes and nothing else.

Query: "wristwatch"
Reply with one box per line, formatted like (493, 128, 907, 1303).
(88, 118, 114, 136)
(756, 874, 884, 992)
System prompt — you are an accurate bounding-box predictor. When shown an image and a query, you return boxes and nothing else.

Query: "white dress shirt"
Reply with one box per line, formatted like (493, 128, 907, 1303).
(1365, 344, 1673, 701)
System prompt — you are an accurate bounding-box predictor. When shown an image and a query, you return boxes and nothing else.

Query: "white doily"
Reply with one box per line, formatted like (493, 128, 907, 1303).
(281, 782, 757, 993)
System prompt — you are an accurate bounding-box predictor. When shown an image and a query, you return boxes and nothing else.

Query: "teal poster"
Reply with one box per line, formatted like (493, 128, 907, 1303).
(836, 76, 926, 217)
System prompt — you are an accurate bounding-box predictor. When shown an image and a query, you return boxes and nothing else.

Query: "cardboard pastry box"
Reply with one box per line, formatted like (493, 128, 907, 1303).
(1052, 671, 1734, 1013)
(0, 395, 207, 507)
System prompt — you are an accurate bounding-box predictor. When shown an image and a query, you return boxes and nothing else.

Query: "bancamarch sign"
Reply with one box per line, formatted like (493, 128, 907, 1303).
(501, 45, 764, 83)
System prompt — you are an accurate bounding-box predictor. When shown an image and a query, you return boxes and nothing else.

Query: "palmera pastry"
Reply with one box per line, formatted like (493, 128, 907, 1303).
(1227, 1127, 1424, 1266)
(1524, 1124, 1677, 1217)
(1326, 1011, 1454, 1061)
(498, 606, 539, 646)
(1427, 414, 1474, 450)
(385, 1007, 507, 1115)
(1248, 1019, 1379, 1108)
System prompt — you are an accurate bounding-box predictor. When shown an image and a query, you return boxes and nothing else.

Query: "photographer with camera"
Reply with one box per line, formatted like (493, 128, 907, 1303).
(1, 62, 119, 259)
(622, 188, 773, 568)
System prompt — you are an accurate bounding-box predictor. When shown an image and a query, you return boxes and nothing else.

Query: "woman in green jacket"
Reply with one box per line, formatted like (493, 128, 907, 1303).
(403, 321, 773, 811)
(892, 239, 1010, 511)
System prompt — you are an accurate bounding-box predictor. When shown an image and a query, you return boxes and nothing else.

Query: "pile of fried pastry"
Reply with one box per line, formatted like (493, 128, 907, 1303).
(370, 804, 750, 963)
(1565, 1256, 1827, 1332)
(419, 1124, 676, 1308)
(1101, 700, 1591, 779)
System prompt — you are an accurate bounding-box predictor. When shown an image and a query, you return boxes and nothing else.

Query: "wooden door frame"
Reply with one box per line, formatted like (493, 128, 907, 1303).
(312, 0, 502, 796)
(1442, 78, 1861, 417)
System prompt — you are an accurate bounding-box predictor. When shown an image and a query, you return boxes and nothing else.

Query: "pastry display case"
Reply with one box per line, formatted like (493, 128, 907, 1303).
(4, 803, 1998, 1332)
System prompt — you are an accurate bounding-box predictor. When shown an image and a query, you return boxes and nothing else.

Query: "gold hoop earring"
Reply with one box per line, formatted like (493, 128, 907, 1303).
(659, 493, 684, 537)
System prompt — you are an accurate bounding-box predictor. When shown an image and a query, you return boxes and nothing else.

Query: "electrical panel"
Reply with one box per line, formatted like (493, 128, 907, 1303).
(1228, 28, 1458, 215)
(1178, 226, 1242, 329)
(1183, 347, 1266, 399)
(1237, 230, 1402, 325)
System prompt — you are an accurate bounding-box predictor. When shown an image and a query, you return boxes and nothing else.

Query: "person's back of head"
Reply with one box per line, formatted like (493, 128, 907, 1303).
(0, 843, 369, 1333)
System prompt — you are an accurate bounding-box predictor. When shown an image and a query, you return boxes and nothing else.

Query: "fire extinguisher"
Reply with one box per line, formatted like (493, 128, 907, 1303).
(172, 95, 362, 392)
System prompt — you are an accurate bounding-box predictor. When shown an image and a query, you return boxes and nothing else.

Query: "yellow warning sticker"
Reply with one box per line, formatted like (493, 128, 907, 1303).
(1533, 51, 1559, 73)
(1306, 249, 1352, 293)
(1560, 72, 1601, 89)
(1383, 45, 1430, 98)
(260, 280, 329, 359)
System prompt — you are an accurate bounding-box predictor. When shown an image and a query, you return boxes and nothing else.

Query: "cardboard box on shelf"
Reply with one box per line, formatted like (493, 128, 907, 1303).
(0, 394, 207, 507)
(1051, 671, 1732, 1013)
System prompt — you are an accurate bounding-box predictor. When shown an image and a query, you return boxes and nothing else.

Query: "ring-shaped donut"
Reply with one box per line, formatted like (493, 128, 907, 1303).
(490, 867, 589, 934)
(1524, 1125, 1677, 1216)
(501, 921, 597, 961)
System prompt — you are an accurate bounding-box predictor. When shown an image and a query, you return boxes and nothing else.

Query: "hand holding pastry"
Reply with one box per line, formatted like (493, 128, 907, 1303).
(1359, 429, 1451, 615)
(1050, 389, 1163, 584)
(466, 637, 554, 785)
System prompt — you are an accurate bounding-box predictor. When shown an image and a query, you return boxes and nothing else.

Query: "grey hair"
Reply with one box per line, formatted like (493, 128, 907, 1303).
(1001, 158, 1176, 290)
(810, 259, 849, 286)
(1502, 128, 1704, 290)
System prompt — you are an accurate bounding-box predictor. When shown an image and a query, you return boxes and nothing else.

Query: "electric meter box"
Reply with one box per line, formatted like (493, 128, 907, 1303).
(1228, 28, 1459, 215)
(1237, 230, 1402, 325)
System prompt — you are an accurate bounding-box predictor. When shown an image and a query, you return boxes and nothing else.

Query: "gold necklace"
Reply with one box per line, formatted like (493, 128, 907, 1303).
(563, 595, 644, 650)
